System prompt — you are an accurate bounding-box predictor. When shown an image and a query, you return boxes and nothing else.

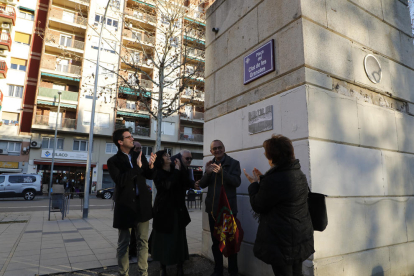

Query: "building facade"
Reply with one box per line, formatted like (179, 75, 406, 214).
(0, 0, 38, 173)
(26, 0, 212, 192)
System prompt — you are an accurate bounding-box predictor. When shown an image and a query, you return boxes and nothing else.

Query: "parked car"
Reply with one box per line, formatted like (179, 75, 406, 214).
(0, 174, 42, 200)
(96, 187, 114, 199)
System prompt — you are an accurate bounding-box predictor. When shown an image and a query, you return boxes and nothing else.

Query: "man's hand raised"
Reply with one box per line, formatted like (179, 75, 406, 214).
(148, 152, 156, 169)
(205, 161, 214, 174)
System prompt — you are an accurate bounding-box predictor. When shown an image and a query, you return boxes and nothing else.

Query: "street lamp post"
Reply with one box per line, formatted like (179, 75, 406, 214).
(83, 0, 111, 219)
(48, 91, 62, 221)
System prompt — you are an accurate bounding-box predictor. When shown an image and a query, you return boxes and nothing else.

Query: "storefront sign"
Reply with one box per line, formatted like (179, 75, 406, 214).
(41, 150, 88, 160)
(248, 105, 273, 134)
(244, 39, 275, 84)
(0, 161, 19, 169)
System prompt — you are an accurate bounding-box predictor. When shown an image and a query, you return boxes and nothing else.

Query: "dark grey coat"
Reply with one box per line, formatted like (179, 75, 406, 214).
(199, 154, 241, 216)
(107, 149, 154, 229)
(248, 160, 314, 266)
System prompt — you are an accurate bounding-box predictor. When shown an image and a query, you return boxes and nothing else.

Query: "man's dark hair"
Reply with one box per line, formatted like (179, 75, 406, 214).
(112, 128, 130, 150)
(154, 150, 167, 169)
(263, 134, 295, 166)
(210, 139, 224, 148)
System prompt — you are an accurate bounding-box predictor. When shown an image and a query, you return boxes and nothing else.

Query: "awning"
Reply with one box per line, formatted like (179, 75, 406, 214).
(19, 6, 35, 13)
(41, 72, 80, 82)
(37, 100, 77, 109)
(183, 36, 205, 45)
(117, 111, 150, 119)
(118, 86, 151, 97)
(184, 17, 205, 26)
(0, 168, 22, 173)
(34, 160, 96, 167)
(132, 0, 155, 8)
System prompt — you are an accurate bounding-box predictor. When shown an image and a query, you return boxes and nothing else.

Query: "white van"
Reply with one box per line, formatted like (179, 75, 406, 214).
(0, 174, 42, 200)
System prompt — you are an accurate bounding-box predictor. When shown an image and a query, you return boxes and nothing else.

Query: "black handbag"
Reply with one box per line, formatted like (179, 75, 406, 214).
(307, 188, 328, 232)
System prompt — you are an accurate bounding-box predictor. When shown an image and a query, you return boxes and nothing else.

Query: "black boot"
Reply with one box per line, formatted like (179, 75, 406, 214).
(177, 263, 184, 276)
(160, 264, 168, 276)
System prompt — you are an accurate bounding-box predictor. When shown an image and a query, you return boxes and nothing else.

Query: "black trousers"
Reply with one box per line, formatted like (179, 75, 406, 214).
(271, 262, 303, 276)
(208, 214, 238, 275)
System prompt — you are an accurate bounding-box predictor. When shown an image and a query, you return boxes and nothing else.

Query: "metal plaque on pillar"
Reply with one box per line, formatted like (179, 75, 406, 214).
(244, 39, 275, 84)
(248, 105, 273, 135)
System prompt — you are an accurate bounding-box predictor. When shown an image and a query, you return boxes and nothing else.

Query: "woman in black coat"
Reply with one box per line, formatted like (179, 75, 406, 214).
(243, 134, 314, 276)
(151, 150, 194, 276)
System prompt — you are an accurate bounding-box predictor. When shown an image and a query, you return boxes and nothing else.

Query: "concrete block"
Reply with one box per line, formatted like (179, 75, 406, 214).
(314, 256, 345, 276)
(357, 102, 398, 150)
(399, 32, 414, 70)
(304, 68, 333, 90)
(280, 86, 309, 140)
(204, 74, 215, 109)
(212, 109, 243, 153)
(227, 8, 258, 62)
(389, 242, 411, 276)
(407, 241, 414, 272)
(313, 198, 368, 258)
(309, 140, 384, 196)
(204, 101, 227, 122)
(205, 31, 228, 77)
(343, 247, 390, 276)
(308, 86, 359, 145)
(364, 197, 408, 248)
(257, 0, 301, 42)
(381, 0, 412, 35)
(408, 103, 414, 116)
(301, 0, 328, 27)
(275, 19, 305, 76)
(303, 19, 354, 82)
(241, 93, 282, 150)
(395, 112, 414, 154)
(205, 10, 216, 48)
(326, 0, 370, 46)
(292, 139, 311, 184)
(389, 59, 414, 103)
(406, 198, 414, 242)
(214, 57, 243, 105)
(203, 120, 215, 156)
(349, 0, 383, 20)
(382, 151, 414, 196)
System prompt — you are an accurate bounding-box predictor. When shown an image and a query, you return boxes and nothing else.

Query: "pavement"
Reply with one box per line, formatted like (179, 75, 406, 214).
(0, 204, 232, 276)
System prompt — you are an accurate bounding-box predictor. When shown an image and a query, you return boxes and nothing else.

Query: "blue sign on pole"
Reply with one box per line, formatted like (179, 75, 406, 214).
(243, 39, 275, 85)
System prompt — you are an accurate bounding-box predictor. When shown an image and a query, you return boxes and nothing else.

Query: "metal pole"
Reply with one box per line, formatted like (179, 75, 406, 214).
(48, 91, 62, 221)
(83, 0, 111, 218)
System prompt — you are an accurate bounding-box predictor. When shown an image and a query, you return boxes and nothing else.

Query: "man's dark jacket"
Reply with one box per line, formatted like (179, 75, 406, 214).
(107, 149, 153, 229)
(199, 154, 241, 216)
(248, 160, 314, 266)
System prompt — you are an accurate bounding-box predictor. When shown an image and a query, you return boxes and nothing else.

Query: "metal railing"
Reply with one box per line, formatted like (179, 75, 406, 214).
(123, 29, 155, 45)
(116, 124, 150, 137)
(50, 10, 87, 26)
(126, 8, 156, 24)
(0, 6, 16, 20)
(45, 31, 85, 50)
(34, 115, 77, 129)
(179, 133, 203, 142)
(0, 33, 11, 48)
(180, 111, 204, 121)
(56, 64, 81, 75)
(185, 48, 205, 59)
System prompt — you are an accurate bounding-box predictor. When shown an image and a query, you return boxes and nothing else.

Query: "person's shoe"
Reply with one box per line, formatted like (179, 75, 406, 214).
(176, 263, 184, 276)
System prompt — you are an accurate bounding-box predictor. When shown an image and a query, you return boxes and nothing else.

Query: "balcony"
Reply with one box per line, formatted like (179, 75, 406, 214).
(45, 31, 85, 53)
(123, 28, 155, 48)
(48, 8, 87, 33)
(181, 88, 204, 102)
(184, 48, 205, 61)
(125, 7, 156, 25)
(185, 10, 205, 23)
(38, 87, 79, 102)
(0, 60, 7, 78)
(0, 33, 11, 51)
(180, 111, 204, 121)
(0, 6, 16, 26)
(33, 115, 77, 129)
(179, 132, 203, 143)
(115, 123, 150, 137)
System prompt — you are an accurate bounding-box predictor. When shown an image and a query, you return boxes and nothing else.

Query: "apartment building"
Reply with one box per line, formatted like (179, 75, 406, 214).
(0, 0, 38, 173)
(26, 0, 212, 191)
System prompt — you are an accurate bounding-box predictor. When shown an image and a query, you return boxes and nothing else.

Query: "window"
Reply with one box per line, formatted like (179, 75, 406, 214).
(165, 148, 172, 156)
(18, 9, 34, 21)
(62, 11, 75, 23)
(170, 36, 179, 47)
(83, 111, 110, 128)
(1, 112, 19, 125)
(9, 175, 35, 183)
(42, 137, 64, 150)
(161, 122, 175, 135)
(59, 34, 72, 47)
(142, 146, 153, 156)
(7, 85, 23, 98)
(110, 0, 120, 9)
(14, 32, 31, 45)
(0, 176, 4, 183)
(184, 127, 193, 135)
(94, 14, 118, 29)
(105, 143, 118, 154)
(10, 58, 27, 71)
(56, 59, 69, 73)
(73, 140, 88, 151)
(192, 152, 203, 160)
(8, 142, 21, 153)
(126, 101, 136, 110)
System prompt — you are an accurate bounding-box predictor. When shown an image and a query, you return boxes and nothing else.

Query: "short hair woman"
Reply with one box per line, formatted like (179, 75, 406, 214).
(243, 134, 314, 276)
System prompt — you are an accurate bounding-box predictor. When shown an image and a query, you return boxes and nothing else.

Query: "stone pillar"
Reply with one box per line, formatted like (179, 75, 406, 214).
(203, 0, 414, 275)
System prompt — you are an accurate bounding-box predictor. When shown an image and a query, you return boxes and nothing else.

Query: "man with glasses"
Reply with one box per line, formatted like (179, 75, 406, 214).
(199, 140, 241, 276)
(107, 129, 156, 276)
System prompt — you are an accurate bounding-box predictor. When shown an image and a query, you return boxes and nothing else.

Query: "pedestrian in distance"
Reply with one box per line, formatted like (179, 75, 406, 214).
(107, 128, 156, 276)
(243, 134, 314, 276)
(151, 150, 199, 276)
(199, 140, 241, 276)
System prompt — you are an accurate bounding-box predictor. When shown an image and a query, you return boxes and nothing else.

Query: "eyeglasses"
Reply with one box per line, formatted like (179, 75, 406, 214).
(123, 135, 133, 140)
(185, 157, 193, 161)
(212, 146, 223, 151)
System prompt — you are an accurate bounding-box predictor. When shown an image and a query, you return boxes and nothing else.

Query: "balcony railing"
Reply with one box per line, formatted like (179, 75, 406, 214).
(49, 10, 87, 26)
(125, 8, 156, 24)
(185, 48, 205, 59)
(180, 111, 204, 121)
(182, 88, 204, 101)
(179, 132, 203, 142)
(0, 6, 16, 25)
(123, 29, 155, 45)
(0, 33, 12, 51)
(115, 124, 150, 137)
(34, 115, 77, 129)
(125, 51, 153, 67)
(55, 64, 81, 75)
(45, 31, 85, 51)
(0, 60, 7, 78)
(185, 29, 204, 39)
(38, 87, 79, 101)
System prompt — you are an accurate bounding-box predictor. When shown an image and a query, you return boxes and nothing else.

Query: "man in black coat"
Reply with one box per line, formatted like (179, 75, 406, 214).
(199, 140, 241, 276)
(107, 128, 156, 276)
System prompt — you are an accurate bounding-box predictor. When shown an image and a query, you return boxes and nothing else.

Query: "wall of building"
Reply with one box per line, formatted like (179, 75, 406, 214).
(204, 0, 414, 275)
